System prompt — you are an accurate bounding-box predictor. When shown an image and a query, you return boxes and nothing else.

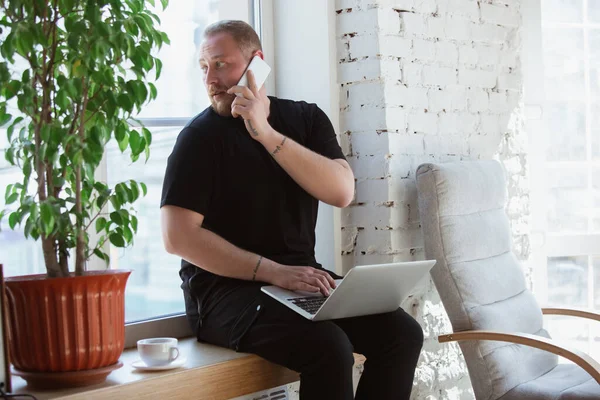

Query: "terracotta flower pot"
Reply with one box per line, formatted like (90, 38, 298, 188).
(5, 269, 131, 388)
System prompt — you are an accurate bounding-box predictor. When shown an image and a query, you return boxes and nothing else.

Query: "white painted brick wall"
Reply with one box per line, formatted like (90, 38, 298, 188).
(403, 62, 424, 85)
(445, 15, 473, 41)
(426, 14, 446, 38)
(467, 89, 490, 113)
(345, 81, 386, 105)
(435, 41, 459, 65)
(340, 106, 388, 132)
(379, 35, 413, 56)
(331, 0, 528, 399)
(342, 203, 393, 228)
(428, 86, 467, 112)
(347, 34, 382, 58)
(402, 12, 428, 36)
(438, 111, 479, 135)
(458, 68, 497, 88)
(408, 110, 438, 133)
(423, 65, 457, 86)
(385, 84, 429, 108)
(490, 91, 510, 112)
(336, 8, 380, 36)
(442, 0, 480, 20)
(338, 58, 381, 82)
(481, 3, 521, 27)
(348, 131, 392, 155)
(459, 44, 479, 65)
(475, 43, 503, 66)
(411, 39, 436, 62)
(354, 178, 390, 204)
(471, 22, 510, 44)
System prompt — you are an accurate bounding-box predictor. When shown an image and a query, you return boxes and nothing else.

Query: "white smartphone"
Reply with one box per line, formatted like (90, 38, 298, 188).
(236, 55, 271, 95)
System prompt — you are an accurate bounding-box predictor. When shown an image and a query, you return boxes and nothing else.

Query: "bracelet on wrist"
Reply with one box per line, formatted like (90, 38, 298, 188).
(252, 256, 263, 281)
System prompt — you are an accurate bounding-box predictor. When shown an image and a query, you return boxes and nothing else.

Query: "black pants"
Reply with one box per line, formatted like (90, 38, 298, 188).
(188, 281, 424, 400)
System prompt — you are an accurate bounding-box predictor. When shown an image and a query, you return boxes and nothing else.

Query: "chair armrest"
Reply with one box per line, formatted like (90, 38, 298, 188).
(438, 330, 600, 384)
(542, 307, 600, 322)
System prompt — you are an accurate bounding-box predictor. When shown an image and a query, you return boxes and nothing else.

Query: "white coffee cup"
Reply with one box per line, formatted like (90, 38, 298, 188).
(137, 337, 180, 367)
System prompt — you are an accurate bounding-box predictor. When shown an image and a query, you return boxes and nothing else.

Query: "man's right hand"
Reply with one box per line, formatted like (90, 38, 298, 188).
(263, 261, 337, 296)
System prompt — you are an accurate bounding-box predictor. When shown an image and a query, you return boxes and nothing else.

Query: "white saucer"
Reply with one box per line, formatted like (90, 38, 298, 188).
(131, 356, 187, 371)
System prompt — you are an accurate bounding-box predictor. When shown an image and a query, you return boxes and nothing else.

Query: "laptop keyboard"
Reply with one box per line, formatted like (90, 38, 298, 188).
(288, 296, 328, 315)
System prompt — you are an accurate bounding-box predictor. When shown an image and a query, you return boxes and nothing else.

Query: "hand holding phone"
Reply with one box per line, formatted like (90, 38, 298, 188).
(236, 56, 271, 96)
(228, 55, 273, 140)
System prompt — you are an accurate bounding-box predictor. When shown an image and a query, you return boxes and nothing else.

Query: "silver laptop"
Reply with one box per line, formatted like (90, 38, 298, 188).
(260, 260, 436, 321)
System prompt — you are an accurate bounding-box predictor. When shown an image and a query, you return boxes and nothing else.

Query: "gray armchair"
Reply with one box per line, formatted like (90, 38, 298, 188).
(415, 160, 600, 399)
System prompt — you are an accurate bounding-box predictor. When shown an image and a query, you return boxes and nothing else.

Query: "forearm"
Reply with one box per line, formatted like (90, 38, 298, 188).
(162, 205, 337, 295)
(167, 225, 276, 282)
(262, 128, 354, 207)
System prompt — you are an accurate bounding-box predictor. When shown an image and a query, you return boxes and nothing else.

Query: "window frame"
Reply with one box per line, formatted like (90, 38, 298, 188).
(524, 0, 599, 354)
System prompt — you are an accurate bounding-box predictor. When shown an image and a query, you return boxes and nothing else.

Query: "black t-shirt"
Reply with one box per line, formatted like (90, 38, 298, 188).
(160, 96, 346, 321)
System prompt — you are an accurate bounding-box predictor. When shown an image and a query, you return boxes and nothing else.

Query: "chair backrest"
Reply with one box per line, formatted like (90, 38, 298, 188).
(416, 160, 558, 400)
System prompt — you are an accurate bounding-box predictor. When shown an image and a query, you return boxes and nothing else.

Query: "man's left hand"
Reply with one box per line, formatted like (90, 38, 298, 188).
(227, 70, 273, 142)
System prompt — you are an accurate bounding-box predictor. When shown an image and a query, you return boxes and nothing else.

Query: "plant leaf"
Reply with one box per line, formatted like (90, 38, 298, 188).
(95, 216, 107, 233)
(110, 211, 123, 226)
(123, 225, 133, 243)
(8, 212, 19, 229)
(142, 127, 152, 147)
(129, 181, 139, 201)
(93, 248, 110, 263)
(155, 58, 162, 80)
(148, 82, 157, 100)
(40, 203, 55, 236)
(109, 233, 125, 248)
(129, 129, 141, 155)
(5, 192, 18, 205)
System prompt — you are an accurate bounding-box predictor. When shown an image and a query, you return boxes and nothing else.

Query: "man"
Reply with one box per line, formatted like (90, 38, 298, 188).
(160, 20, 423, 400)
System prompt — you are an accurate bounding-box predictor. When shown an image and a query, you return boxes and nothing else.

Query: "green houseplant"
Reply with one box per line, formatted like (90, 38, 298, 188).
(0, 0, 169, 389)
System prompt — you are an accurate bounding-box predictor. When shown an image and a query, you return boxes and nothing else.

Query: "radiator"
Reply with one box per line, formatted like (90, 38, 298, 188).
(230, 385, 289, 400)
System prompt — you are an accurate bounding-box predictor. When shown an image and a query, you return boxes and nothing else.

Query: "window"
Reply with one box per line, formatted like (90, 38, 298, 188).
(0, 128, 46, 278)
(527, 0, 600, 359)
(0, 0, 258, 333)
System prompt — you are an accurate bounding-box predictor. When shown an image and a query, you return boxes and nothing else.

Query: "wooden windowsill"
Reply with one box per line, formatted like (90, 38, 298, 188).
(11, 337, 300, 400)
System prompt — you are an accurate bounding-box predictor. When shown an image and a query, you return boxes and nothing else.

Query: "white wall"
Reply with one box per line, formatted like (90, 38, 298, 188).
(271, 0, 342, 274)
(521, 0, 548, 298)
(334, 0, 527, 398)
(269, 0, 528, 398)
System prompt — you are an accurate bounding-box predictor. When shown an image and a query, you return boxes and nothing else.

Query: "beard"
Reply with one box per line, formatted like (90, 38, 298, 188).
(209, 88, 235, 117)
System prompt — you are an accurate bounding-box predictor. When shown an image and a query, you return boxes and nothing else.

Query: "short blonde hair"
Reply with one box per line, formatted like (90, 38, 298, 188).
(204, 20, 262, 60)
